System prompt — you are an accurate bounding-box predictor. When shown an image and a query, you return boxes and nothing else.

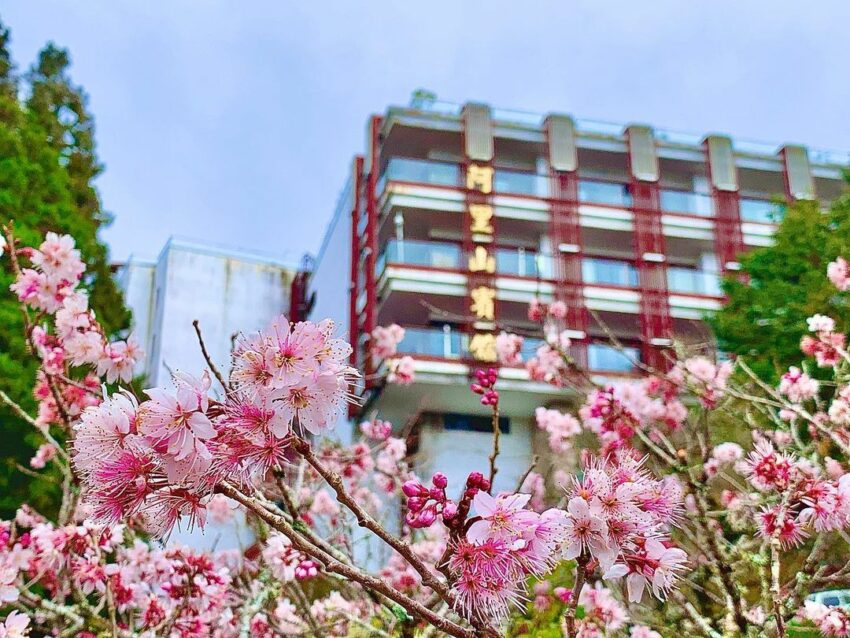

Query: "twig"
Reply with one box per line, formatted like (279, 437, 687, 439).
(487, 404, 501, 491)
(192, 319, 230, 392)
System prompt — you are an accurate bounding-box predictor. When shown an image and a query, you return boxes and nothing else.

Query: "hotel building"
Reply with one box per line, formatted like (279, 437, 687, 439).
(306, 97, 848, 490)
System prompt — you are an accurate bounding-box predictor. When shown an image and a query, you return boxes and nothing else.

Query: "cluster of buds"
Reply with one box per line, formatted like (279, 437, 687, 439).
(295, 559, 319, 580)
(442, 471, 492, 534)
(402, 472, 457, 528)
(470, 368, 499, 406)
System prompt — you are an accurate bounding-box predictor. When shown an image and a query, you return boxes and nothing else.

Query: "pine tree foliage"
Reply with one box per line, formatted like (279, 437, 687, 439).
(0, 15, 130, 516)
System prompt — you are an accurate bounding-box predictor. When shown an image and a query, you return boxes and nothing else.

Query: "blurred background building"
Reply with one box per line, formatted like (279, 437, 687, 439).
(117, 236, 300, 389)
(304, 95, 848, 492)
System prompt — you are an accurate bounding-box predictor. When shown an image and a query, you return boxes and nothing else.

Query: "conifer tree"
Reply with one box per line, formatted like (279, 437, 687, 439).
(0, 15, 130, 516)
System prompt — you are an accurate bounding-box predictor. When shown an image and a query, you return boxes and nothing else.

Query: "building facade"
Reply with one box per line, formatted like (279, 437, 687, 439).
(307, 98, 848, 491)
(117, 236, 299, 390)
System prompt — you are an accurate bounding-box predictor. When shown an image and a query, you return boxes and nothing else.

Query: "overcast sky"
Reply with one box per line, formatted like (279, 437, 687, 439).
(4, 1, 849, 265)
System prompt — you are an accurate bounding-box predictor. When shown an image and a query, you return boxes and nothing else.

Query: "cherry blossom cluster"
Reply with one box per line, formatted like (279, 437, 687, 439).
(495, 331, 524, 366)
(562, 455, 686, 603)
(70, 313, 357, 537)
(535, 406, 582, 453)
(370, 323, 405, 358)
(801, 313, 847, 368)
(449, 488, 566, 621)
(801, 601, 850, 638)
(579, 379, 687, 456)
(8, 232, 143, 429)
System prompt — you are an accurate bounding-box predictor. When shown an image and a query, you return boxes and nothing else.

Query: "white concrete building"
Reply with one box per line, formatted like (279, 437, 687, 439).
(117, 236, 299, 392)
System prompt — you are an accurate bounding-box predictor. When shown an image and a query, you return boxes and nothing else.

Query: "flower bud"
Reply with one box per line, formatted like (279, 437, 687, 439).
(467, 471, 484, 488)
(431, 472, 448, 489)
(406, 496, 426, 512)
(402, 480, 426, 497)
(442, 501, 458, 520)
(415, 506, 437, 528)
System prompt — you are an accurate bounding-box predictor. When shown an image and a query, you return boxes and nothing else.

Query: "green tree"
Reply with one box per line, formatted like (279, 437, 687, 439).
(0, 16, 130, 517)
(709, 191, 850, 382)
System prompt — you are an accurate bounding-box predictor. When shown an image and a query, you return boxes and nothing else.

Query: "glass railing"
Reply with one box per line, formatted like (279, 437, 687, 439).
(588, 343, 640, 373)
(378, 239, 461, 272)
(378, 239, 553, 279)
(583, 258, 639, 287)
(397, 326, 466, 359)
(379, 157, 461, 190)
(660, 189, 714, 217)
(494, 170, 548, 197)
(739, 198, 784, 224)
(666, 267, 722, 296)
(579, 180, 632, 207)
(496, 248, 553, 278)
(520, 337, 546, 360)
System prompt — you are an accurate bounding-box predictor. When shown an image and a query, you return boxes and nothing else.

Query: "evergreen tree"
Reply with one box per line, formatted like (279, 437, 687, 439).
(709, 192, 850, 382)
(0, 15, 130, 517)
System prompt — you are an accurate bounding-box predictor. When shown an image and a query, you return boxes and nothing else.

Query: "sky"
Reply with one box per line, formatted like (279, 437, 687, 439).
(3, 1, 850, 265)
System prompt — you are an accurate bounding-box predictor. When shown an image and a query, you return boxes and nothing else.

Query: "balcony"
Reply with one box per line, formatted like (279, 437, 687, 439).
(666, 266, 721, 297)
(377, 243, 720, 299)
(579, 179, 631, 208)
(660, 189, 714, 217)
(395, 326, 639, 374)
(740, 197, 784, 224)
(398, 326, 466, 359)
(588, 343, 640, 373)
(376, 239, 553, 279)
(583, 257, 639, 287)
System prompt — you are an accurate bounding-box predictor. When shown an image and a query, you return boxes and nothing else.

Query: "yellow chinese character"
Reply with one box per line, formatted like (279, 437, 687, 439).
(470, 285, 496, 320)
(469, 333, 497, 362)
(466, 165, 493, 193)
(468, 245, 495, 273)
(469, 204, 494, 234)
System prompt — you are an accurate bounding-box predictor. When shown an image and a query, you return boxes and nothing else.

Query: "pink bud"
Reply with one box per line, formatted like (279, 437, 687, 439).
(406, 497, 426, 512)
(431, 472, 448, 489)
(442, 501, 458, 519)
(402, 480, 427, 498)
(415, 506, 437, 527)
(467, 471, 484, 488)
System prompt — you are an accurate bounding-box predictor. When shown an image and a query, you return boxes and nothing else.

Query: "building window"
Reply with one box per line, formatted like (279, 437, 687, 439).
(444, 413, 510, 434)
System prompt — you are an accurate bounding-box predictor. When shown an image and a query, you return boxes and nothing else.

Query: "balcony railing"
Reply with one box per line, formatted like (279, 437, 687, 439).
(667, 267, 721, 296)
(379, 157, 460, 191)
(397, 326, 466, 359)
(583, 257, 639, 287)
(740, 197, 784, 224)
(579, 180, 632, 208)
(588, 343, 640, 373)
(378, 157, 733, 220)
(378, 243, 720, 296)
(396, 327, 639, 374)
(660, 189, 714, 217)
(494, 169, 548, 197)
(378, 239, 552, 278)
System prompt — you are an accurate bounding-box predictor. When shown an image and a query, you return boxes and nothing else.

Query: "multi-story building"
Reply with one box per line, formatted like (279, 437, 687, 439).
(306, 97, 848, 492)
(117, 236, 300, 389)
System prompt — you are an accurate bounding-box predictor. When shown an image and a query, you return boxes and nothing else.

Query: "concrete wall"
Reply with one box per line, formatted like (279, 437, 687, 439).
(119, 237, 295, 393)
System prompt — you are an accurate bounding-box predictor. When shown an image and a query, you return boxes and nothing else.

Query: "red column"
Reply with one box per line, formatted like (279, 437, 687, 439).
(704, 137, 744, 274)
(548, 170, 588, 368)
(627, 129, 672, 371)
(347, 159, 364, 418)
(363, 116, 382, 389)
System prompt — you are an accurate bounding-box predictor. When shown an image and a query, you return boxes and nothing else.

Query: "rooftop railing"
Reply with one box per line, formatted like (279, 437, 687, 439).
(393, 100, 850, 166)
